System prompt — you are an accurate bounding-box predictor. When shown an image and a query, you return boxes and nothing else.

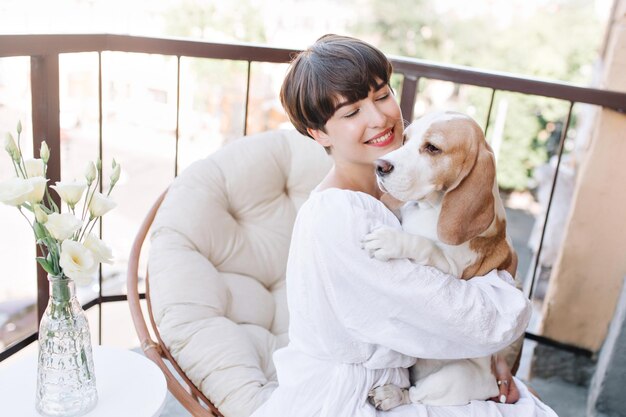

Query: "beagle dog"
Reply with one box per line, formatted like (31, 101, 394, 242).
(363, 111, 518, 408)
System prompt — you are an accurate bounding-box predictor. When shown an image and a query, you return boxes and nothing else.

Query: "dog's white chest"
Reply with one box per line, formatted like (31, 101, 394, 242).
(400, 202, 440, 240)
(399, 201, 478, 277)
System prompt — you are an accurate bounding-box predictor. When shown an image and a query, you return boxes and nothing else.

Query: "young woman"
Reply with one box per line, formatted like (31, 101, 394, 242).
(250, 34, 557, 417)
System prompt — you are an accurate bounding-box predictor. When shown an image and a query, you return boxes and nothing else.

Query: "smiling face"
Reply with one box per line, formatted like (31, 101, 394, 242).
(375, 111, 485, 202)
(308, 84, 404, 168)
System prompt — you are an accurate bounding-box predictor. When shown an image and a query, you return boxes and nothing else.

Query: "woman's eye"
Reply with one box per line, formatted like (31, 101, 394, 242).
(424, 143, 441, 154)
(344, 109, 359, 118)
(376, 93, 389, 101)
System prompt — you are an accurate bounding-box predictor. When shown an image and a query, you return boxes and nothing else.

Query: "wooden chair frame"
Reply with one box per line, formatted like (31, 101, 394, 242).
(127, 190, 223, 417)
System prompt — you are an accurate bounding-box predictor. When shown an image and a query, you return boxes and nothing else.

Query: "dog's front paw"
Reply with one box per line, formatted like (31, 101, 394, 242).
(368, 384, 410, 411)
(361, 227, 405, 261)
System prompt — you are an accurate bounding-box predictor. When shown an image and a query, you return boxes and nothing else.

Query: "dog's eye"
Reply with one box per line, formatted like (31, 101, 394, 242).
(423, 143, 441, 154)
(402, 134, 407, 145)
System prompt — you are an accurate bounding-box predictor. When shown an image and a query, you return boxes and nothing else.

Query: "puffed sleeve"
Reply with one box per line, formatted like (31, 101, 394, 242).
(309, 189, 531, 360)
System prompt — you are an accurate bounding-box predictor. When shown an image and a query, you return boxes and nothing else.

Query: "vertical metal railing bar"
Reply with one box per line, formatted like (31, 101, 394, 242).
(243, 61, 252, 136)
(30, 54, 61, 323)
(97, 51, 104, 344)
(484, 89, 496, 138)
(399, 74, 419, 126)
(175, 56, 181, 178)
(526, 101, 575, 299)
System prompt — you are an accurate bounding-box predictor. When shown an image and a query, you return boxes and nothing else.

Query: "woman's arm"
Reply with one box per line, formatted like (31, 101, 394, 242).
(309, 190, 531, 360)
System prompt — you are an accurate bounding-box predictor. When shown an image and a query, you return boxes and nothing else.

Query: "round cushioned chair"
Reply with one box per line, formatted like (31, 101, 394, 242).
(127, 130, 331, 417)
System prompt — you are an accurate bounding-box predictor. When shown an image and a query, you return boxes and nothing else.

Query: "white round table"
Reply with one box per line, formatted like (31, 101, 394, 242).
(0, 345, 167, 417)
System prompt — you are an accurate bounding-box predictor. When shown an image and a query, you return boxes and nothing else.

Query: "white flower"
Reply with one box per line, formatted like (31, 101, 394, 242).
(25, 176, 47, 204)
(34, 204, 48, 223)
(40, 141, 50, 164)
(59, 240, 97, 281)
(24, 158, 45, 178)
(84, 161, 96, 184)
(84, 233, 113, 264)
(51, 180, 87, 208)
(89, 192, 116, 218)
(45, 213, 82, 241)
(0, 177, 33, 206)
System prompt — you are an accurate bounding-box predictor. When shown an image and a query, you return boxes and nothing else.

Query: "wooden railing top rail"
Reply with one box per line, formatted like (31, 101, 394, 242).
(391, 56, 626, 113)
(0, 33, 299, 63)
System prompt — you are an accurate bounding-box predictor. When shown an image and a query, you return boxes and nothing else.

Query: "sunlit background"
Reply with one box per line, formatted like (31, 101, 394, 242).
(0, 0, 615, 384)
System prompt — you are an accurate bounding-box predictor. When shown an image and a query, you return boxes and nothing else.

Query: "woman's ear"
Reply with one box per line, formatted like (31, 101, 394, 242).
(307, 128, 332, 149)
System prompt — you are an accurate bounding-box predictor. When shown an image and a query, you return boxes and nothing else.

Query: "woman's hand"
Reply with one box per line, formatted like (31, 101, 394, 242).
(490, 354, 520, 404)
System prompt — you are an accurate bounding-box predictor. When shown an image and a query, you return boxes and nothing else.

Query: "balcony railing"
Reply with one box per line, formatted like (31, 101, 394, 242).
(0, 33, 625, 362)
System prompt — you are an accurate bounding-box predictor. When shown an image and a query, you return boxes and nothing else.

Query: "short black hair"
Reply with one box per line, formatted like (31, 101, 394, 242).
(280, 34, 393, 138)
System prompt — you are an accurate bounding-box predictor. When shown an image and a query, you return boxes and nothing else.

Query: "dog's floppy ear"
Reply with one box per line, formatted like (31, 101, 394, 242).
(437, 132, 496, 246)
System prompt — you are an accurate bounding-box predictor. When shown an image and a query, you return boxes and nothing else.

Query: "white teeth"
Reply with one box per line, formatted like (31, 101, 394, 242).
(368, 130, 392, 144)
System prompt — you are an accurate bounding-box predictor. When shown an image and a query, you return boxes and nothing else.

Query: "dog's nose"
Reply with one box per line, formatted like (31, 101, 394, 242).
(375, 159, 394, 176)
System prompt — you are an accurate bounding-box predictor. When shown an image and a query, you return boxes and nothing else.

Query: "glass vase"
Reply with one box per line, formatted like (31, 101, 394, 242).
(36, 275, 98, 416)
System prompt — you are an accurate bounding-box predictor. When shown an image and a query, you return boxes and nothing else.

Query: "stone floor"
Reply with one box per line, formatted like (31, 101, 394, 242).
(530, 377, 588, 417)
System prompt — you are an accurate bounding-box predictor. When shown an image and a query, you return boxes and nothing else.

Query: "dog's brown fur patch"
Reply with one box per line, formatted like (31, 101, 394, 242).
(462, 216, 518, 280)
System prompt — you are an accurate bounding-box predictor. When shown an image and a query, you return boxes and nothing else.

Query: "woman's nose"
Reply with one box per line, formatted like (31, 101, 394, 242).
(366, 102, 386, 127)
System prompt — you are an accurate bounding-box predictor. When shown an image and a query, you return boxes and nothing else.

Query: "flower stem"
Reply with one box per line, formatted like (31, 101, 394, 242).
(47, 239, 60, 274)
(83, 178, 99, 225)
(80, 182, 92, 223)
(87, 218, 98, 235)
(18, 205, 34, 231)
(10, 159, 20, 177)
(15, 131, 28, 178)
(44, 186, 59, 214)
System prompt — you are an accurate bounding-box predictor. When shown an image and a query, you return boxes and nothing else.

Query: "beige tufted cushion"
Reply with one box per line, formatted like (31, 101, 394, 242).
(148, 130, 331, 417)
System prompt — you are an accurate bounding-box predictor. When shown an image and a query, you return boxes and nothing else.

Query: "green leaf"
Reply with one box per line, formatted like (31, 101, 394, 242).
(45, 192, 59, 213)
(33, 222, 48, 240)
(50, 198, 59, 213)
(36, 257, 55, 275)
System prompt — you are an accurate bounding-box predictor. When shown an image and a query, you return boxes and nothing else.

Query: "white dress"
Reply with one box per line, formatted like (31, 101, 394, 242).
(251, 188, 558, 417)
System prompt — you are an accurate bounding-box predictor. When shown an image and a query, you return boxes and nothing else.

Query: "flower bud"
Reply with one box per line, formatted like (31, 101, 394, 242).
(84, 161, 96, 185)
(40, 141, 50, 164)
(16, 120, 22, 135)
(4, 133, 20, 161)
(34, 204, 48, 224)
(110, 163, 121, 186)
